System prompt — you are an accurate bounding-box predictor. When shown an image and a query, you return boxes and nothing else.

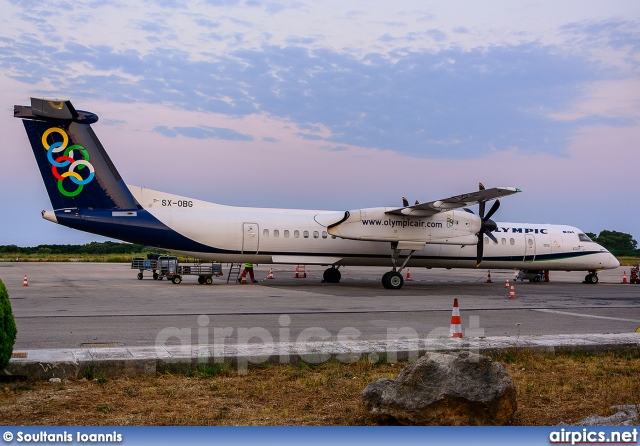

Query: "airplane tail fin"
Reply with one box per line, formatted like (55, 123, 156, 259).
(14, 98, 137, 211)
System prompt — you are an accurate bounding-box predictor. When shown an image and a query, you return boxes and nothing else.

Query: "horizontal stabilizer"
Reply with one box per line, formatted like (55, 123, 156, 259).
(30, 98, 77, 120)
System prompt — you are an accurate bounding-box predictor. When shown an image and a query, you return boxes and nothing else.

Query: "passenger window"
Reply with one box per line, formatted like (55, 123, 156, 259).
(313, 231, 319, 238)
(294, 230, 299, 238)
(274, 230, 279, 238)
(501, 238, 506, 245)
(484, 237, 489, 244)
(528, 238, 533, 247)
(284, 230, 289, 238)
(263, 229, 269, 237)
(303, 231, 309, 238)
(322, 231, 327, 239)
(510, 238, 515, 245)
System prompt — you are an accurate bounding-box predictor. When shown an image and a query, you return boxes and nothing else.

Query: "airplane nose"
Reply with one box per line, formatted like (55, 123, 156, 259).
(607, 253, 620, 269)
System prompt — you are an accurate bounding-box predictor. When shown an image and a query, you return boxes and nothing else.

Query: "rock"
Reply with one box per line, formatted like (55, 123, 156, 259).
(48, 377, 62, 383)
(361, 351, 517, 425)
(573, 405, 639, 426)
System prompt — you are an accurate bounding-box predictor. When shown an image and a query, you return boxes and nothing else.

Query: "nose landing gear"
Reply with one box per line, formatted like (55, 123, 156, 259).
(583, 271, 599, 284)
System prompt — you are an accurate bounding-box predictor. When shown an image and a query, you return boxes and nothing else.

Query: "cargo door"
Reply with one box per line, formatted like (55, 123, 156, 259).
(242, 222, 259, 254)
(551, 235, 563, 255)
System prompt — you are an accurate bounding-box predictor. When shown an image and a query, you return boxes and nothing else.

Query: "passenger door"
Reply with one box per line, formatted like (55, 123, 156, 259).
(524, 234, 535, 263)
(242, 222, 259, 254)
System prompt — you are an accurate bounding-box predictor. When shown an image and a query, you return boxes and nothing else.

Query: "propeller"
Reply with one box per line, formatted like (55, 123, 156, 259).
(475, 183, 500, 267)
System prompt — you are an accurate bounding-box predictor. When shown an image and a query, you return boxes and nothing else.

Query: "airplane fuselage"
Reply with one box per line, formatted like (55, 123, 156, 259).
(45, 185, 618, 273)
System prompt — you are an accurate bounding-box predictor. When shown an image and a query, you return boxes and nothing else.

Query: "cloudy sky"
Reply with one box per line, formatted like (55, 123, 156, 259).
(2, 0, 639, 246)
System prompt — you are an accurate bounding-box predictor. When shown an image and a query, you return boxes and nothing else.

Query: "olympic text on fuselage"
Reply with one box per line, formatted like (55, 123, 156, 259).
(494, 227, 548, 234)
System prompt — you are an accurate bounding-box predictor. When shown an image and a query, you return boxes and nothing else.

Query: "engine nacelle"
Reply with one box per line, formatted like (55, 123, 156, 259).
(322, 208, 481, 245)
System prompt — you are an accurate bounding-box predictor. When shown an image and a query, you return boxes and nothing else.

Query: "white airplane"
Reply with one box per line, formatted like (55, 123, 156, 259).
(15, 98, 619, 289)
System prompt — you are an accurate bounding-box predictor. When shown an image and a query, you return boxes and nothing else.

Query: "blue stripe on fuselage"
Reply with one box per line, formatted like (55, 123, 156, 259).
(54, 208, 231, 253)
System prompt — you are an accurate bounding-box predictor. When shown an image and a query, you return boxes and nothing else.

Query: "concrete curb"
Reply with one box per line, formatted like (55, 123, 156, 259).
(4, 333, 640, 380)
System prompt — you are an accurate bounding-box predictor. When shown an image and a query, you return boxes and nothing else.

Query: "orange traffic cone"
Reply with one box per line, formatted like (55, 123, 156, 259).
(240, 274, 247, 284)
(23, 274, 28, 286)
(509, 285, 516, 299)
(295, 265, 306, 278)
(267, 268, 274, 279)
(449, 298, 462, 338)
(405, 269, 412, 281)
(505, 278, 510, 288)
(486, 270, 493, 283)
(623, 271, 628, 283)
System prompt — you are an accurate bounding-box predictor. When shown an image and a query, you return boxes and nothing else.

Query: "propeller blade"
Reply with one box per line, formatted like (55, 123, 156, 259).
(475, 183, 505, 266)
(478, 183, 486, 217)
(484, 199, 500, 221)
(476, 235, 484, 267)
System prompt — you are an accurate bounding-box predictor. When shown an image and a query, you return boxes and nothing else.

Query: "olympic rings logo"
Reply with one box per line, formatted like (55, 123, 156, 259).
(42, 128, 95, 197)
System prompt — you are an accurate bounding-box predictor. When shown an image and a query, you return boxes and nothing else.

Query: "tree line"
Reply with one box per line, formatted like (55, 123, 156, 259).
(0, 241, 152, 255)
(585, 230, 638, 257)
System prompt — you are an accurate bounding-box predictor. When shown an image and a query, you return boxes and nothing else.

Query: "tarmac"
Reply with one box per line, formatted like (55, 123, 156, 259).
(3, 263, 640, 380)
(5, 332, 640, 380)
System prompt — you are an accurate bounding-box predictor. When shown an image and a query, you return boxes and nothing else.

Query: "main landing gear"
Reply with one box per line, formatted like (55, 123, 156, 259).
(382, 271, 404, 289)
(322, 266, 341, 283)
(381, 244, 416, 290)
(583, 271, 599, 284)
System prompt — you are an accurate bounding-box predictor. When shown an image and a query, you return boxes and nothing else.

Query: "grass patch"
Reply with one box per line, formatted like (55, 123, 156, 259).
(617, 256, 640, 266)
(3, 253, 152, 263)
(0, 349, 638, 425)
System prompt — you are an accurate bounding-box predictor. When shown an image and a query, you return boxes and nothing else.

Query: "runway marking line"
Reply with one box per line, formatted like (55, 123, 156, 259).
(532, 308, 640, 323)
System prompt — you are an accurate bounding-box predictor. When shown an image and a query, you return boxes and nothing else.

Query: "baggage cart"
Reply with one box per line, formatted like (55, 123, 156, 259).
(131, 253, 163, 280)
(159, 257, 223, 284)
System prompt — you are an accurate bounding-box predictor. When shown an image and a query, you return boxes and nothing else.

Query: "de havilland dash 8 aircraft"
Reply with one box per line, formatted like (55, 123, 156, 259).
(14, 98, 619, 289)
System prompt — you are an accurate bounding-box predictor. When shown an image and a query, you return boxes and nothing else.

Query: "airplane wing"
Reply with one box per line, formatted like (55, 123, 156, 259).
(385, 187, 521, 217)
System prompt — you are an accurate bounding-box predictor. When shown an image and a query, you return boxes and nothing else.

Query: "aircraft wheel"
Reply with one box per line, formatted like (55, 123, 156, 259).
(137, 272, 143, 280)
(381, 271, 392, 288)
(382, 271, 404, 290)
(198, 276, 205, 284)
(588, 274, 599, 284)
(172, 276, 182, 284)
(205, 277, 213, 285)
(323, 267, 341, 283)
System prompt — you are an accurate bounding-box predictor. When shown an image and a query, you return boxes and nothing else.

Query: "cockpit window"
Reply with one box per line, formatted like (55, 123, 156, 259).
(578, 233, 593, 242)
